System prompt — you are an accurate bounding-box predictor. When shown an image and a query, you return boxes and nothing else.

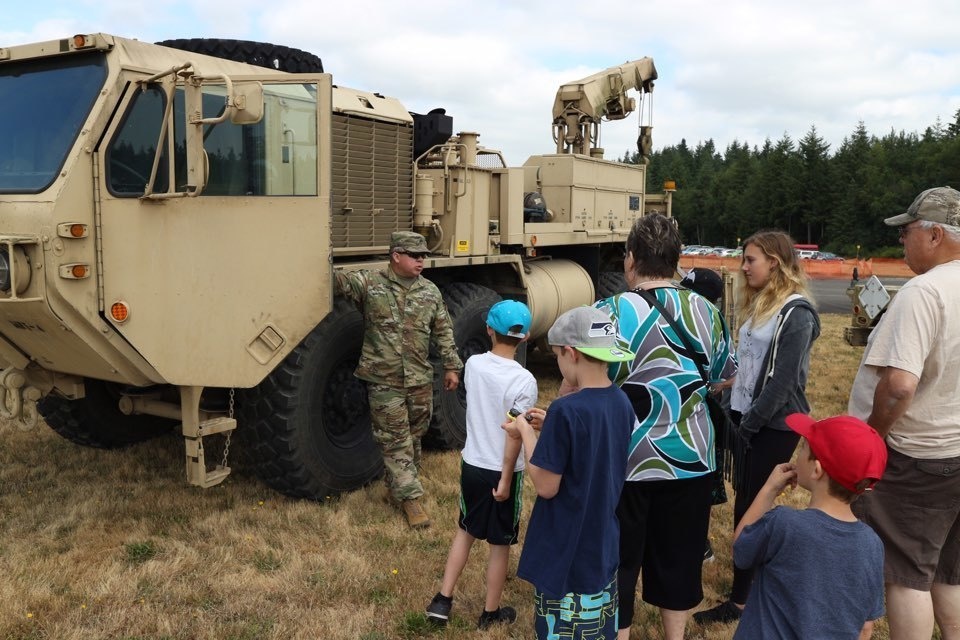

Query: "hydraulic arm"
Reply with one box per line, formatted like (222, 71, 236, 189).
(552, 57, 657, 157)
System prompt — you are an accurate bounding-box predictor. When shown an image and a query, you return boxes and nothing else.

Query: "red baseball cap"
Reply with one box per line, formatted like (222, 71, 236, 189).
(785, 413, 888, 493)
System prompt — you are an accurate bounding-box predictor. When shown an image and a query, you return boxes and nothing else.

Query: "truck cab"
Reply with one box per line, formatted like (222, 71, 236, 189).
(1, 34, 672, 499)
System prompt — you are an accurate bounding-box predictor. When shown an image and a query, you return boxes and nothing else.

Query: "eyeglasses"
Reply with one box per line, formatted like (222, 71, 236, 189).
(396, 251, 428, 260)
(898, 223, 922, 239)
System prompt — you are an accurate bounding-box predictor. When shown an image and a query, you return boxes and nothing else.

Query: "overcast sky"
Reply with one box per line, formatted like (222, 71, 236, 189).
(5, 0, 960, 165)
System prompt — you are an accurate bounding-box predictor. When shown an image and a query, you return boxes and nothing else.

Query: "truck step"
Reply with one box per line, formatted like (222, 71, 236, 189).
(198, 416, 237, 435)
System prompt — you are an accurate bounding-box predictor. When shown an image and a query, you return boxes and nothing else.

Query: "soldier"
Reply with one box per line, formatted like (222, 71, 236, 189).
(335, 231, 463, 528)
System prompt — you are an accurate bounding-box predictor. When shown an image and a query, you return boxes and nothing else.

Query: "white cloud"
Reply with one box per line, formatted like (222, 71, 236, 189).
(4, 0, 960, 162)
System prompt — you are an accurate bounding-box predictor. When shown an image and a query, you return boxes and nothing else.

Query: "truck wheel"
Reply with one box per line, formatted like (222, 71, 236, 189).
(37, 380, 175, 448)
(426, 283, 502, 449)
(597, 271, 627, 299)
(155, 38, 324, 73)
(237, 299, 381, 499)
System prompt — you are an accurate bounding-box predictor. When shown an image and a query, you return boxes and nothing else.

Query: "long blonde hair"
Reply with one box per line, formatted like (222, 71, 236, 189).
(737, 230, 813, 327)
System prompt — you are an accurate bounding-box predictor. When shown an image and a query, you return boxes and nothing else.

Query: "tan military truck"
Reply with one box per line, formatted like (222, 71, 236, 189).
(0, 34, 671, 499)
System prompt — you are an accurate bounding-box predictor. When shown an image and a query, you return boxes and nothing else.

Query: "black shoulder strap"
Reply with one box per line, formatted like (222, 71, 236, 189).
(634, 288, 711, 387)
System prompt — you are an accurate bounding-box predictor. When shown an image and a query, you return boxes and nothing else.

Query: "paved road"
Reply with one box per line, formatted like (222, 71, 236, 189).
(809, 277, 910, 314)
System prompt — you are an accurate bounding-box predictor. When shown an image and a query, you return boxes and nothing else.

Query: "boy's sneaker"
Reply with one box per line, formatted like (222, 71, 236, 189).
(401, 498, 430, 528)
(477, 606, 517, 629)
(693, 600, 743, 625)
(426, 593, 452, 626)
(703, 540, 715, 563)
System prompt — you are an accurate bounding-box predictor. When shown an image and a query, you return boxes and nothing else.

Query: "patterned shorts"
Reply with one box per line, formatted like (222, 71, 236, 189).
(533, 577, 618, 640)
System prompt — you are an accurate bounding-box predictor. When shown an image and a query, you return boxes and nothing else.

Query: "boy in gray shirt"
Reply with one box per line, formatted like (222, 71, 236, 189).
(731, 413, 887, 640)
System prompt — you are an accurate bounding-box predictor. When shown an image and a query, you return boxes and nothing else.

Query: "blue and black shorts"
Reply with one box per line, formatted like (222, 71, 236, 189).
(533, 577, 618, 639)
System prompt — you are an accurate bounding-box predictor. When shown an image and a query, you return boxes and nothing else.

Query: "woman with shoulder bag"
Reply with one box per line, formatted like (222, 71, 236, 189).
(693, 230, 821, 626)
(680, 268, 736, 559)
(594, 215, 737, 640)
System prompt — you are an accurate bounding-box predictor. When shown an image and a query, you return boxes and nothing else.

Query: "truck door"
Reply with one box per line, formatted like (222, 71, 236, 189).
(94, 72, 333, 388)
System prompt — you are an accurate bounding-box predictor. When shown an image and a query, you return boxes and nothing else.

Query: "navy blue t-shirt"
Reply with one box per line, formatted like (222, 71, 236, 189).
(517, 385, 633, 597)
(733, 507, 885, 640)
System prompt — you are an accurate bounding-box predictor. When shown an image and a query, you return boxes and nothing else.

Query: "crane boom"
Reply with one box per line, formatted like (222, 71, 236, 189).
(552, 57, 657, 157)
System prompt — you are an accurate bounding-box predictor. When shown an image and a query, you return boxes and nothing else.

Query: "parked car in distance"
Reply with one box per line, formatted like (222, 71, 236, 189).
(797, 249, 817, 259)
(815, 251, 843, 261)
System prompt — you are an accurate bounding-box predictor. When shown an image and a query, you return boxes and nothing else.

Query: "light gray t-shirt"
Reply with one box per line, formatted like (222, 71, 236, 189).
(731, 294, 801, 413)
(848, 260, 960, 457)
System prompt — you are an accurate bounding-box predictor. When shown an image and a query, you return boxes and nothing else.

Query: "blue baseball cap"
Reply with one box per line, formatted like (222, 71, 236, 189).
(487, 300, 532, 339)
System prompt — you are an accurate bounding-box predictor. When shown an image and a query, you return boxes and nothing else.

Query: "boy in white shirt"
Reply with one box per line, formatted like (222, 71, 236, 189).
(426, 300, 538, 629)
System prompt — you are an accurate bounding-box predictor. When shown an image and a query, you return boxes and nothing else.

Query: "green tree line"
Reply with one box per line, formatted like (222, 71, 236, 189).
(626, 110, 960, 257)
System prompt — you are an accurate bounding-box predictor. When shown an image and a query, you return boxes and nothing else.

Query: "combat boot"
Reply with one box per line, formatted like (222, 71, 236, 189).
(401, 498, 430, 528)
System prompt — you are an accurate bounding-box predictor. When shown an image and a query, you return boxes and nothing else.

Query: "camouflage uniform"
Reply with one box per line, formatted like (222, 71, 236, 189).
(334, 233, 462, 501)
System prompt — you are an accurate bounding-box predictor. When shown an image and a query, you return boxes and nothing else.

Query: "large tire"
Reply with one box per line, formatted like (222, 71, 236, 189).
(237, 299, 381, 499)
(37, 380, 175, 448)
(597, 270, 627, 299)
(426, 283, 502, 449)
(155, 38, 324, 73)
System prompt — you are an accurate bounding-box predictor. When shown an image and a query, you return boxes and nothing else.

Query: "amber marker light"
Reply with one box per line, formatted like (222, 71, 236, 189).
(73, 35, 88, 48)
(111, 301, 130, 323)
(71, 265, 88, 279)
(57, 223, 88, 238)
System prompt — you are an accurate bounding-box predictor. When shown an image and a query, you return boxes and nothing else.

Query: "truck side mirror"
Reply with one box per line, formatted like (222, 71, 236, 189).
(231, 81, 264, 125)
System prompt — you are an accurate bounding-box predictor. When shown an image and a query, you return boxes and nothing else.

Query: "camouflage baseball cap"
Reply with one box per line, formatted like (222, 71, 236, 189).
(884, 186, 960, 227)
(390, 231, 430, 255)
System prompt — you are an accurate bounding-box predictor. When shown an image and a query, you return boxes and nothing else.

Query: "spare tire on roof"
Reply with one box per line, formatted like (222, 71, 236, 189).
(155, 38, 323, 73)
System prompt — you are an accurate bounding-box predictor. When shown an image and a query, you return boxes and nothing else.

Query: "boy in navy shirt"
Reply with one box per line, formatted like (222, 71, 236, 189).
(503, 306, 636, 639)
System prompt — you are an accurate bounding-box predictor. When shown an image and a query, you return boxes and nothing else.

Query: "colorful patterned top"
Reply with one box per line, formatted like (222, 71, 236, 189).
(594, 287, 737, 481)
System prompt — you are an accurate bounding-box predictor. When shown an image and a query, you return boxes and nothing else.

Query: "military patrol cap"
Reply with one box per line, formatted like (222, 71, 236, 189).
(884, 186, 960, 228)
(390, 231, 430, 256)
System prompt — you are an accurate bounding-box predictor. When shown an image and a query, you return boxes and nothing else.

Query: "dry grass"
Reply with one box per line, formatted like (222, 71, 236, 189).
(0, 314, 890, 639)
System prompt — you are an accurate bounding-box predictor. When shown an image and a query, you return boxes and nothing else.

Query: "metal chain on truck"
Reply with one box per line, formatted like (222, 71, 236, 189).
(221, 388, 234, 469)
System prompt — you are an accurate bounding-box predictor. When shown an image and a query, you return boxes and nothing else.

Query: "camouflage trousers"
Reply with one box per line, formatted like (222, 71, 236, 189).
(366, 382, 433, 502)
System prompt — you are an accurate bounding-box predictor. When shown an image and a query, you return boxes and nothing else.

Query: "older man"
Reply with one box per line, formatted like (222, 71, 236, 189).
(848, 186, 960, 640)
(335, 231, 462, 528)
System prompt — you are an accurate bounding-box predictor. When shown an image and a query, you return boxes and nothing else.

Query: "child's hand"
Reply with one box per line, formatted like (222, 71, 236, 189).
(558, 380, 579, 397)
(710, 376, 735, 395)
(492, 478, 510, 502)
(524, 408, 546, 431)
(765, 462, 798, 495)
(501, 418, 522, 439)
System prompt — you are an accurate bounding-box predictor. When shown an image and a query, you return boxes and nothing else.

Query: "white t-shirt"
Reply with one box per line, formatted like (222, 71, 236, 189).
(731, 315, 775, 413)
(462, 351, 538, 472)
(848, 260, 960, 458)
(730, 294, 802, 413)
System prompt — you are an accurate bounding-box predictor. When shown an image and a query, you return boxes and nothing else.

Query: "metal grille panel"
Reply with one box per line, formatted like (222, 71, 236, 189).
(331, 114, 414, 250)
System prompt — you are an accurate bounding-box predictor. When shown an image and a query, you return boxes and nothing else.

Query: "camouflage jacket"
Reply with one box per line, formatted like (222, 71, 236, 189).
(334, 267, 462, 387)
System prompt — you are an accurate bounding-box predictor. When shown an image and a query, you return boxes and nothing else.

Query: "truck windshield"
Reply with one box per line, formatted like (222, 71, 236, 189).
(0, 54, 106, 193)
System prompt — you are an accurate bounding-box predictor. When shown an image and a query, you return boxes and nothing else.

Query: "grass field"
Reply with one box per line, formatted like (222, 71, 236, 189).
(0, 313, 890, 639)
